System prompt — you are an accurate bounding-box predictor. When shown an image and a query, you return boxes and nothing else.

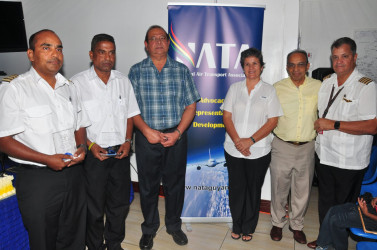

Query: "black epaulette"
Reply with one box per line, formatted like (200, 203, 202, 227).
(323, 74, 332, 81)
(359, 77, 373, 85)
(1, 74, 19, 83)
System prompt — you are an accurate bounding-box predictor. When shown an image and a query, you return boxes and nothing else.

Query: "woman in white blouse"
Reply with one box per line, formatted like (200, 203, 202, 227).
(222, 48, 283, 242)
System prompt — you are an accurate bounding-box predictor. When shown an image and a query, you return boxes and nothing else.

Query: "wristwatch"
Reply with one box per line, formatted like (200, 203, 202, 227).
(334, 121, 340, 130)
(125, 139, 133, 144)
(76, 144, 88, 154)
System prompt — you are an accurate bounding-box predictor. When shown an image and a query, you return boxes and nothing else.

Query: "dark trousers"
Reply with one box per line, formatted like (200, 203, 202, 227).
(85, 151, 131, 250)
(224, 151, 270, 235)
(316, 161, 365, 224)
(135, 129, 187, 234)
(317, 203, 377, 250)
(15, 164, 86, 250)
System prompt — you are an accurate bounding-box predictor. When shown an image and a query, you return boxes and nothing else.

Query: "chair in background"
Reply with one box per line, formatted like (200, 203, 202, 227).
(350, 162, 377, 250)
(351, 212, 377, 250)
(362, 145, 377, 185)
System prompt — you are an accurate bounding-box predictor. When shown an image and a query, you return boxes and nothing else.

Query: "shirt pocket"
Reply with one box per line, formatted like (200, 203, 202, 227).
(24, 105, 53, 134)
(83, 99, 100, 123)
(339, 99, 359, 120)
(114, 98, 128, 120)
(253, 95, 269, 118)
(168, 81, 181, 105)
(304, 95, 318, 114)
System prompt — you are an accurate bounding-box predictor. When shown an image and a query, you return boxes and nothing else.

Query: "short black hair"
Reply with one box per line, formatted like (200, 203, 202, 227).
(144, 25, 168, 43)
(29, 29, 56, 50)
(91, 33, 115, 52)
(287, 49, 309, 64)
(331, 37, 357, 55)
(240, 48, 265, 68)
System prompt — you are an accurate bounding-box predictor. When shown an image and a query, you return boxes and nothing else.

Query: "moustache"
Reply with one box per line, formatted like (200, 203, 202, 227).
(47, 59, 62, 64)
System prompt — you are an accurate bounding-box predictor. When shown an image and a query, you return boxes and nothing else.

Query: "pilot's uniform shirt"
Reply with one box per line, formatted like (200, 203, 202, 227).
(222, 79, 283, 159)
(0, 67, 90, 166)
(316, 69, 377, 170)
(71, 66, 140, 148)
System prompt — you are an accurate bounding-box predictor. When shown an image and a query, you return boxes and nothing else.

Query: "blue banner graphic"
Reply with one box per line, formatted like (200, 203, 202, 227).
(168, 4, 265, 219)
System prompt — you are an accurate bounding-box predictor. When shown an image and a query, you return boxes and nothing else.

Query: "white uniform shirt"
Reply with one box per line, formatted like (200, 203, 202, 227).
(0, 67, 90, 166)
(222, 80, 283, 159)
(71, 66, 140, 148)
(316, 69, 377, 170)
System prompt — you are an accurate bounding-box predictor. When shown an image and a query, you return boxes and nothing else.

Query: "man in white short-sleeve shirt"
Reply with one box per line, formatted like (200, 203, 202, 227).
(71, 33, 140, 250)
(307, 37, 377, 249)
(0, 29, 89, 250)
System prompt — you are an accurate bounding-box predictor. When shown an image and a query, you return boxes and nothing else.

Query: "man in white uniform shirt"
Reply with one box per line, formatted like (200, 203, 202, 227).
(71, 34, 140, 250)
(307, 37, 377, 249)
(0, 29, 89, 250)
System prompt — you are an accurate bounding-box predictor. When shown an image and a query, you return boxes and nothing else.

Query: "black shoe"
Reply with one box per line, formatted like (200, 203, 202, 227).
(167, 229, 188, 246)
(139, 234, 155, 250)
(270, 226, 283, 241)
(106, 243, 123, 250)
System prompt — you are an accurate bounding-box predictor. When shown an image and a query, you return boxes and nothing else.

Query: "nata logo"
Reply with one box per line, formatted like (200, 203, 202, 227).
(169, 24, 249, 70)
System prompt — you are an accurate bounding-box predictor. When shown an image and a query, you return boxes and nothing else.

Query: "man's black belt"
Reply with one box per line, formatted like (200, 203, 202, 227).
(18, 163, 46, 169)
(275, 136, 310, 146)
(156, 126, 178, 133)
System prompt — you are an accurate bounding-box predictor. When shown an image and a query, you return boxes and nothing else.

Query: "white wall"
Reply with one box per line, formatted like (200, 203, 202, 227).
(0, 0, 298, 81)
(1, 0, 375, 202)
(299, 0, 377, 74)
(0, 0, 300, 200)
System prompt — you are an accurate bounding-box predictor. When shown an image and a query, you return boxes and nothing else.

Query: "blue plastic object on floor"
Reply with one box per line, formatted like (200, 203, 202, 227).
(356, 241, 377, 250)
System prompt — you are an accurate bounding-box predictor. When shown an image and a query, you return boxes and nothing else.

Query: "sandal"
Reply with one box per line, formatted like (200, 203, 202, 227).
(242, 234, 253, 242)
(231, 232, 241, 240)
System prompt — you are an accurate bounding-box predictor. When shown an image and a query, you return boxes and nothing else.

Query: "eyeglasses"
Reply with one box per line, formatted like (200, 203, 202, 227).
(149, 36, 167, 42)
(287, 62, 307, 68)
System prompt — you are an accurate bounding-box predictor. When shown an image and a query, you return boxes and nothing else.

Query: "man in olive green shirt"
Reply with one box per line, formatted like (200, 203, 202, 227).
(269, 50, 321, 244)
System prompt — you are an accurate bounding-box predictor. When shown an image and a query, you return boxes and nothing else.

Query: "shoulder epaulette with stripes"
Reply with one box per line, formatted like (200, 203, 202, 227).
(1, 74, 19, 83)
(323, 74, 332, 81)
(359, 77, 373, 85)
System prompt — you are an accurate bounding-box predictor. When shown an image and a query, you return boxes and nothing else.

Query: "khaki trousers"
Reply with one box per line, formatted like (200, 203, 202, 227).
(270, 137, 315, 230)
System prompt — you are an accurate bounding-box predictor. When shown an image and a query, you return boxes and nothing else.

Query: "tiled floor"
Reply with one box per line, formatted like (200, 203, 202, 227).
(121, 187, 357, 249)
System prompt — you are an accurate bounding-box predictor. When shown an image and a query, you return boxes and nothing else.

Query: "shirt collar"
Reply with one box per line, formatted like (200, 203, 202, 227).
(142, 55, 177, 69)
(288, 75, 308, 88)
(334, 68, 358, 89)
(243, 79, 263, 92)
(30, 66, 69, 89)
(88, 65, 117, 82)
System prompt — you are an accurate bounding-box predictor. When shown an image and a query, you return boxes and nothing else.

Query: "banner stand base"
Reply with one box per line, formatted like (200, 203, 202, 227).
(182, 217, 233, 223)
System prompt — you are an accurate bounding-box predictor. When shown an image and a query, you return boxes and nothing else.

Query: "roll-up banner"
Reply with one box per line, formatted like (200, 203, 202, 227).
(168, 3, 265, 222)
